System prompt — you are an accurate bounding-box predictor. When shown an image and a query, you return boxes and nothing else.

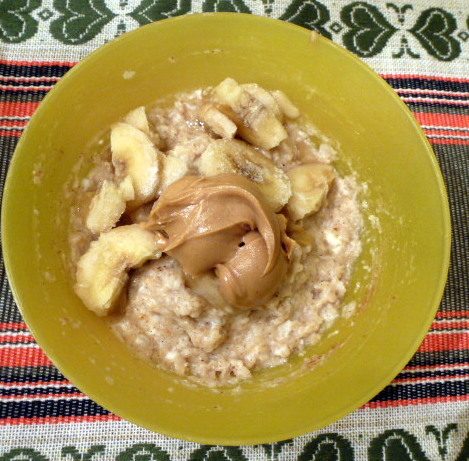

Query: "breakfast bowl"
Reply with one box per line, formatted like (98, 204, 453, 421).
(1, 13, 450, 445)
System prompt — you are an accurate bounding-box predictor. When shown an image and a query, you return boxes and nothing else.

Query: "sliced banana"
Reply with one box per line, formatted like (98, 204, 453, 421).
(211, 78, 287, 150)
(158, 154, 188, 194)
(286, 163, 336, 221)
(199, 104, 237, 139)
(123, 106, 151, 134)
(74, 225, 162, 316)
(111, 122, 162, 206)
(198, 138, 291, 211)
(241, 83, 281, 118)
(271, 90, 300, 119)
(86, 177, 135, 234)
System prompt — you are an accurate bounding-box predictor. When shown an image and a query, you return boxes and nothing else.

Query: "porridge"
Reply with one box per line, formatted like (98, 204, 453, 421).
(69, 78, 363, 387)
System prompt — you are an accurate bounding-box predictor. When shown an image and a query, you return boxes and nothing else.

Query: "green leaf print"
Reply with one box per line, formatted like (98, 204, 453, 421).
(130, 0, 191, 24)
(280, 0, 331, 39)
(410, 8, 461, 61)
(0, 0, 40, 43)
(341, 2, 397, 57)
(189, 446, 247, 461)
(116, 443, 171, 461)
(0, 448, 49, 461)
(50, 0, 116, 45)
(368, 429, 431, 461)
(202, 0, 251, 14)
(298, 433, 354, 461)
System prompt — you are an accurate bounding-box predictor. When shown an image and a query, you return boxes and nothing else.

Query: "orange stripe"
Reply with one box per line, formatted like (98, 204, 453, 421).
(414, 112, 469, 128)
(418, 332, 469, 353)
(0, 101, 40, 117)
(0, 347, 53, 367)
(0, 119, 28, 128)
(436, 311, 469, 319)
(380, 73, 469, 83)
(432, 321, 469, 330)
(0, 414, 121, 425)
(363, 394, 469, 409)
(0, 60, 77, 67)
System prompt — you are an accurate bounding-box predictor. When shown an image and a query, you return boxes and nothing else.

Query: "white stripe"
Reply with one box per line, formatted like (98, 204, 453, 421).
(391, 375, 469, 386)
(0, 383, 75, 390)
(421, 125, 469, 133)
(0, 125, 25, 131)
(0, 343, 40, 349)
(0, 116, 30, 121)
(0, 76, 61, 82)
(401, 96, 469, 105)
(0, 84, 54, 90)
(427, 134, 469, 141)
(396, 88, 469, 97)
(403, 364, 469, 374)
(0, 332, 33, 338)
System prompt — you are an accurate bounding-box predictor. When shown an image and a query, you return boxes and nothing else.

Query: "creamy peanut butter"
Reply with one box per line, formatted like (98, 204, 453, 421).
(144, 173, 292, 308)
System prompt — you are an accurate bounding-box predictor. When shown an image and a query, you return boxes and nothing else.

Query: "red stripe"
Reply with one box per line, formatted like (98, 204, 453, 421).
(0, 102, 40, 117)
(0, 76, 61, 82)
(363, 394, 469, 409)
(436, 311, 469, 319)
(0, 346, 53, 367)
(396, 88, 469, 97)
(0, 129, 23, 137)
(380, 73, 469, 83)
(0, 119, 27, 128)
(431, 320, 469, 330)
(0, 334, 34, 343)
(418, 332, 469, 353)
(0, 60, 77, 67)
(414, 112, 469, 129)
(0, 414, 121, 425)
(430, 138, 469, 146)
(0, 322, 29, 330)
(393, 375, 468, 384)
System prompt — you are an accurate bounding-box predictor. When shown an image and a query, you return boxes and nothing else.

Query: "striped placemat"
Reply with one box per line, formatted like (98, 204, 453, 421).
(0, 1, 468, 459)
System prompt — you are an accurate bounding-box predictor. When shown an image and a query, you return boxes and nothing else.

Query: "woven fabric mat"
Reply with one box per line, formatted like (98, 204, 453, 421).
(1, 1, 468, 459)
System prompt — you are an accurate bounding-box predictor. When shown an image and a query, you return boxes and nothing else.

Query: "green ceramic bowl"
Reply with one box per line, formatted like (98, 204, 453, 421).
(2, 13, 450, 445)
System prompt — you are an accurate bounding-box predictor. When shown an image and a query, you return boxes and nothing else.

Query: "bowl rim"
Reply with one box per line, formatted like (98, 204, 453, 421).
(2, 12, 452, 445)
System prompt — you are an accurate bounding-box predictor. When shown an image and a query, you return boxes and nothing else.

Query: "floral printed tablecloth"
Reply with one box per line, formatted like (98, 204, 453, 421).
(1, 1, 468, 460)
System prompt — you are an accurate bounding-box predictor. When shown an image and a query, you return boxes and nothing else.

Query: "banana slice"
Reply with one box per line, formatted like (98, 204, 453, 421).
(286, 163, 336, 221)
(211, 78, 287, 150)
(241, 83, 281, 118)
(75, 225, 162, 316)
(199, 138, 291, 211)
(123, 106, 151, 134)
(86, 177, 135, 234)
(271, 90, 300, 119)
(158, 154, 188, 194)
(199, 105, 237, 139)
(111, 122, 162, 206)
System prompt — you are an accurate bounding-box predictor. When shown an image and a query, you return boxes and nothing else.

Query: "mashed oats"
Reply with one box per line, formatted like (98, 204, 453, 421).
(69, 79, 363, 387)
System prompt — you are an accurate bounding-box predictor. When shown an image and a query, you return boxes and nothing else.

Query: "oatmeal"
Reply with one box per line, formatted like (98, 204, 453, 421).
(69, 78, 363, 387)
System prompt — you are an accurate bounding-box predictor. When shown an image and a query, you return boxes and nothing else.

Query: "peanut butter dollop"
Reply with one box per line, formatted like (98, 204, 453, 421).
(144, 173, 293, 308)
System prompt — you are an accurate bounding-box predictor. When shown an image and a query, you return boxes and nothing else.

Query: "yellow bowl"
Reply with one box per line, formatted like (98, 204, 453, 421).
(2, 13, 450, 444)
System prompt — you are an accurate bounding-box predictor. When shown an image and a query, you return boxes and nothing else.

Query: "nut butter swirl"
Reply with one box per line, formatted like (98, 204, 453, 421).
(143, 173, 294, 308)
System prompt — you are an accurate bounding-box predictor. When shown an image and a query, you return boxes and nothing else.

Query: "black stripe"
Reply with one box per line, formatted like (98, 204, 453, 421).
(371, 379, 469, 403)
(404, 101, 469, 113)
(394, 91, 469, 102)
(0, 398, 110, 418)
(408, 349, 469, 368)
(0, 89, 49, 101)
(385, 77, 469, 94)
(398, 367, 469, 381)
(0, 366, 67, 384)
(0, 63, 72, 79)
(1, 386, 80, 397)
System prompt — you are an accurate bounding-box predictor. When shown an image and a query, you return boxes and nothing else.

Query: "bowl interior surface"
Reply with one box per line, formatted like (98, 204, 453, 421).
(2, 13, 450, 444)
